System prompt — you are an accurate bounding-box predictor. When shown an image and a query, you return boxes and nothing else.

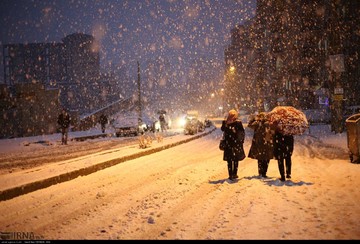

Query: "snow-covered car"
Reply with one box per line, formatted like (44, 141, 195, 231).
(112, 114, 147, 137)
(197, 119, 205, 132)
(144, 117, 161, 133)
(204, 119, 213, 127)
(184, 117, 199, 135)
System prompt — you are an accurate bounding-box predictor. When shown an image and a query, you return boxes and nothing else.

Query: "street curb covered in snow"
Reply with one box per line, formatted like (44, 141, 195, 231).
(0, 127, 216, 202)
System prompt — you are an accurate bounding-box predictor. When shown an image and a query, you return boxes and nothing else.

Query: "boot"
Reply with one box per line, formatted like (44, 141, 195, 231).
(61, 134, 65, 145)
(228, 166, 233, 180)
(257, 161, 262, 176)
(262, 160, 269, 178)
(278, 160, 285, 181)
(286, 157, 292, 178)
(233, 161, 239, 179)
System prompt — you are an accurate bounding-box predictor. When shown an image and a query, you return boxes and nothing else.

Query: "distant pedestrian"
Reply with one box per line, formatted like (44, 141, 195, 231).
(221, 109, 246, 181)
(159, 114, 167, 132)
(99, 114, 108, 133)
(57, 108, 71, 145)
(248, 112, 275, 178)
(274, 130, 294, 181)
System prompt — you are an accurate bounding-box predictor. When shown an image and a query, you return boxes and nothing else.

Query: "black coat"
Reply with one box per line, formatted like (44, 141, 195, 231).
(221, 120, 246, 161)
(57, 113, 71, 129)
(248, 117, 274, 160)
(99, 114, 108, 125)
(273, 132, 294, 160)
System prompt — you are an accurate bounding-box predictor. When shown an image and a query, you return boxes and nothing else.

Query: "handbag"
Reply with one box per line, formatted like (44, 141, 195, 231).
(219, 133, 226, 151)
(238, 144, 246, 161)
(219, 139, 226, 151)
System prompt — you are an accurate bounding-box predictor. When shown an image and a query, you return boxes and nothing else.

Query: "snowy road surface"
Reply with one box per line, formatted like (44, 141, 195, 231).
(0, 124, 359, 240)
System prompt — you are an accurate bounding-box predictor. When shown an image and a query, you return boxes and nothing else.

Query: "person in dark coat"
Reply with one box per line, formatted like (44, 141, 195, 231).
(273, 130, 294, 181)
(159, 114, 167, 132)
(221, 109, 246, 181)
(99, 114, 108, 133)
(248, 112, 275, 178)
(57, 108, 71, 145)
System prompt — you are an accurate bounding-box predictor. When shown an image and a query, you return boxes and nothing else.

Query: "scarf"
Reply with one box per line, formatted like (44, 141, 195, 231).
(226, 109, 239, 124)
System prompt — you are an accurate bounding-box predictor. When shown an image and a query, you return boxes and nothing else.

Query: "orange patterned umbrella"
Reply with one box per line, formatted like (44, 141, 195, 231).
(266, 106, 309, 135)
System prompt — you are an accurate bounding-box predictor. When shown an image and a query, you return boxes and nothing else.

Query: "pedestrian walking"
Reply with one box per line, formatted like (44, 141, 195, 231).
(99, 114, 108, 133)
(57, 108, 71, 145)
(221, 109, 246, 181)
(273, 130, 294, 181)
(159, 114, 167, 132)
(248, 112, 275, 178)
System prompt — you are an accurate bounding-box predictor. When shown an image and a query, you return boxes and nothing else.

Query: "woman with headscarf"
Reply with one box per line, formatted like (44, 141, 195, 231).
(221, 109, 246, 180)
(247, 112, 275, 178)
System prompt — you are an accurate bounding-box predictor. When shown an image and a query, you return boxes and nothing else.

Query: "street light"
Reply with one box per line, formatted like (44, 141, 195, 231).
(209, 93, 216, 116)
(137, 61, 142, 122)
(225, 64, 236, 110)
(229, 65, 235, 73)
(220, 88, 224, 116)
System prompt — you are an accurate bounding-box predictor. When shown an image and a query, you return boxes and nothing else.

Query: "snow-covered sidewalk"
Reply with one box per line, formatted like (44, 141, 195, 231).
(0, 126, 116, 154)
(0, 128, 215, 201)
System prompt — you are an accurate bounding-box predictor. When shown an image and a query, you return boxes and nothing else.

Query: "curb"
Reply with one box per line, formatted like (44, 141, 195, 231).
(71, 133, 110, 141)
(0, 127, 216, 202)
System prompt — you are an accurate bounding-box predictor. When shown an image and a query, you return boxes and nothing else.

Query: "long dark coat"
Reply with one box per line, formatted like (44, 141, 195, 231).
(248, 117, 274, 160)
(273, 131, 294, 160)
(57, 112, 71, 129)
(99, 114, 108, 125)
(221, 120, 246, 161)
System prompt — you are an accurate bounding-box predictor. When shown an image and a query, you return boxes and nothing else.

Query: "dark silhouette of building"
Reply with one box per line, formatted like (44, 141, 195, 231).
(3, 42, 66, 87)
(2, 33, 101, 114)
(224, 0, 360, 116)
(0, 83, 61, 138)
(0, 33, 103, 138)
(60, 33, 101, 113)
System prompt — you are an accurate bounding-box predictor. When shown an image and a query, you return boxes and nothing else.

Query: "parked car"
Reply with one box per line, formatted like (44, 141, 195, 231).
(112, 113, 148, 137)
(147, 118, 161, 133)
(197, 119, 205, 132)
(184, 117, 199, 135)
(204, 119, 213, 128)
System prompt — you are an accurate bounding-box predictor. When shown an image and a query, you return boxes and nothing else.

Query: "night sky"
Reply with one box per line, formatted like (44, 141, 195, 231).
(0, 0, 256, 74)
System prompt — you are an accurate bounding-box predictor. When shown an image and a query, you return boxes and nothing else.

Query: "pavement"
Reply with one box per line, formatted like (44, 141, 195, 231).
(0, 127, 217, 202)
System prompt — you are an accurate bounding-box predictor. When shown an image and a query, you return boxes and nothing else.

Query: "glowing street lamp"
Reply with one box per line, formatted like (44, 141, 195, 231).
(229, 65, 235, 73)
(226, 64, 236, 109)
(220, 88, 225, 116)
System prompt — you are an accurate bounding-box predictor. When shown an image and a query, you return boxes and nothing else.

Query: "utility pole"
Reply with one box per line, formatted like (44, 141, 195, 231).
(137, 61, 142, 121)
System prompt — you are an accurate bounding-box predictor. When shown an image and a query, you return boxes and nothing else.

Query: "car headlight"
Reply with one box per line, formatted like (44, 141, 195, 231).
(177, 117, 186, 128)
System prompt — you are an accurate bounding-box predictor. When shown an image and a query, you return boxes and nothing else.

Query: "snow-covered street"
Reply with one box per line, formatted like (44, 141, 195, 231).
(0, 123, 359, 240)
(1, 0, 360, 240)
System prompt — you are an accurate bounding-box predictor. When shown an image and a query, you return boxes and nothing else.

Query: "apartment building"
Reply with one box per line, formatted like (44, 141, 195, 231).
(1, 33, 101, 138)
(224, 0, 360, 114)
